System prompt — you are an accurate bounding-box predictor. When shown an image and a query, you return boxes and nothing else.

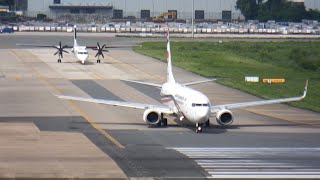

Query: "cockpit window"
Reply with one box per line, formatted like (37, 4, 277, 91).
(192, 103, 209, 107)
(78, 52, 88, 54)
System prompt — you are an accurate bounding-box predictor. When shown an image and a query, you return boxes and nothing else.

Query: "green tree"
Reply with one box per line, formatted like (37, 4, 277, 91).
(237, 0, 314, 22)
(306, 9, 320, 21)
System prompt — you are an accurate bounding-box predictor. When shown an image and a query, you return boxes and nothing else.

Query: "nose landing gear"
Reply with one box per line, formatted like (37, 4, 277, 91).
(196, 123, 203, 133)
(196, 119, 210, 133)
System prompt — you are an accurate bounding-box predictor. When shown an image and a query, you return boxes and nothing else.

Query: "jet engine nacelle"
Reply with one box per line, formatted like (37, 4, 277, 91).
(216, 109, 234, 126)
(143, 109, 161, 125)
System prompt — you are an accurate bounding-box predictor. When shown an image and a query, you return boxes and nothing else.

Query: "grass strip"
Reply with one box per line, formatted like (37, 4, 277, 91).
(134, 41, 320, 112)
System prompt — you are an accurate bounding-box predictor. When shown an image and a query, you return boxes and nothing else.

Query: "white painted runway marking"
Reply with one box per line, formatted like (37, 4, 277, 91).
(168, 147, 320, 179)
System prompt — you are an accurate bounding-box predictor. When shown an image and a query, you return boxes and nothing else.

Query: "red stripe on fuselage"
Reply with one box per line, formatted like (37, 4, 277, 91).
(161, 98, 173, 103)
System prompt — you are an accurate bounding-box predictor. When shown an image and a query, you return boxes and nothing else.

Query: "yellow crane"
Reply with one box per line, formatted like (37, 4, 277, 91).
(152, 12, 177, 22)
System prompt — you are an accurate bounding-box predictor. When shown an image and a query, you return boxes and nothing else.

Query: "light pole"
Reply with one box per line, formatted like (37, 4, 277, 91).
(152, 0, 154, 17)
(192, 0, 194, 38)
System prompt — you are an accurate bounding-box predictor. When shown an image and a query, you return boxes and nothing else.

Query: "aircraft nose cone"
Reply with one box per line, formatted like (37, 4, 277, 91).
(196, 107, 210, 122)
(79, 54, 88, 61)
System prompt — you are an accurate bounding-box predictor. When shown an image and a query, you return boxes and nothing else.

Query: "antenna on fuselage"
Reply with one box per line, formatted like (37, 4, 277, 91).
(166, 30, 176, 84)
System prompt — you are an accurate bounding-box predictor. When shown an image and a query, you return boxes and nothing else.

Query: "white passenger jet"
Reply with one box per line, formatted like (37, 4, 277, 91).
(17, 25, 128, 64)
(56, 32, 308, 133)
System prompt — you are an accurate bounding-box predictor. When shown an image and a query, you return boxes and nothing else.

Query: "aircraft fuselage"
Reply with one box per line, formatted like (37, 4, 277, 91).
(72, 46, 89, 64)
(161, 82, 211, 124)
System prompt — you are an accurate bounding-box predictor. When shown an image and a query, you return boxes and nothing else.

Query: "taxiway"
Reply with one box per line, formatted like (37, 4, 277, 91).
(0, 33, 319, 179)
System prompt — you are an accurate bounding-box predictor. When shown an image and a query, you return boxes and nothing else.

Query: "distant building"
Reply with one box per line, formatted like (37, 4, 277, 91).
(0, 5, 9, 12)
(24, 0, 244, 21)
(288, 0, 320, 10)
(22, 0, 320, 20)
(304, 0, 320, 10)
(16, 0, 28, 11)
(289, 0, 304, 2)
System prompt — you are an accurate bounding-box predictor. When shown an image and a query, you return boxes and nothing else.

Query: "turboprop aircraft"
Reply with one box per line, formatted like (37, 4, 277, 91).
(56, 32, 308, 133)
(17, 25, 131, 64)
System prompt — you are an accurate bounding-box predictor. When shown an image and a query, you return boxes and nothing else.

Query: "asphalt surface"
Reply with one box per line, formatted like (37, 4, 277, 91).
(69, 78, 320, 178)
(0, 33, 319, 179)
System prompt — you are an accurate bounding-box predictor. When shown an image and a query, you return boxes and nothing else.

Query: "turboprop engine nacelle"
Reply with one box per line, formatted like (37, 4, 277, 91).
(143, 109, 161, 125)
(216, 109, 234, 126)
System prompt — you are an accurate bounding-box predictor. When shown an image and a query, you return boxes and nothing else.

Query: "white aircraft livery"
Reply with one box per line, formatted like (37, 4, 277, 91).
(17, 25, 130, 64)
(56, 32, 308, 133)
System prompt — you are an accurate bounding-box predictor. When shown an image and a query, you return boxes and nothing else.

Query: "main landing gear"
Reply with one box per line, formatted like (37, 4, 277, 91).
(157, 113, 168, 127)
(196, 119, 210, 133)
(57, 59, 62, 63)
(205, 119, 210, 127)
(97, 59, 101, 63)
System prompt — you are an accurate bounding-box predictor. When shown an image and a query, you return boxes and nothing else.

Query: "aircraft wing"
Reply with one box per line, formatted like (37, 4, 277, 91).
(56, 95, 174, 114)
(121, 79, 162, 88)
(87, 45, 140, 49)
(211, 80, 308, 113)
(16, 44, 73, 48)
(122, 79, 216, 88)
(183, 79, 216, 86)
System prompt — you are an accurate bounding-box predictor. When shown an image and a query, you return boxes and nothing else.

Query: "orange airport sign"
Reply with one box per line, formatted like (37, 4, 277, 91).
(262, 79, 286, 84)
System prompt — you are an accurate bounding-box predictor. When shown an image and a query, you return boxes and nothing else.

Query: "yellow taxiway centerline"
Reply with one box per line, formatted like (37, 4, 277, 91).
(11, 50, 125, 149)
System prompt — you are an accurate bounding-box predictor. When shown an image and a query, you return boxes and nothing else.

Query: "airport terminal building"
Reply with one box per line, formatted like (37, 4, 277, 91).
(21, 0, 320, 21)
(23, 0, 244, 20)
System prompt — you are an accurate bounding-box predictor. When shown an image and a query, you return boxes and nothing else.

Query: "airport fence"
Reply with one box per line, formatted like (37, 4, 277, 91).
(1, 19, 319, 35)
(6, 24, 319, 35)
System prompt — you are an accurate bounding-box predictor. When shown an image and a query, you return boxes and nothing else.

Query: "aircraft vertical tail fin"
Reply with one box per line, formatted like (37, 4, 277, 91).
(73, 25, 78, 47)
(166, 30, 176, 84)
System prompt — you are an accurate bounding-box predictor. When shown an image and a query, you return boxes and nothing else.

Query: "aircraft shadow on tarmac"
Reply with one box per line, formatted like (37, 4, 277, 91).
(46, 61, 96, 65)
(71, 117, 309, 134)
(226, 123, 313, 128)
(100, 61, 148, 65)
(171, 118, 228, 134)
(73, 120, 227, 134)
(76, 61, 95, 65)
(53, 60, 143, 65)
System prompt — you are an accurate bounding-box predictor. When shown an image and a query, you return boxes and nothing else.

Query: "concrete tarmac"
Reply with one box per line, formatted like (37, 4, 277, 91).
(0, 33, 319, 179)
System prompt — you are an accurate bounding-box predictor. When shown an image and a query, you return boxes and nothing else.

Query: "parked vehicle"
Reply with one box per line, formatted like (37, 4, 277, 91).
(1, 27, 14, 33)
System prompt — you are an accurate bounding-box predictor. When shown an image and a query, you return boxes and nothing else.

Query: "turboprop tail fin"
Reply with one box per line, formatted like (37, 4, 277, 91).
(73, 25, 78, 47)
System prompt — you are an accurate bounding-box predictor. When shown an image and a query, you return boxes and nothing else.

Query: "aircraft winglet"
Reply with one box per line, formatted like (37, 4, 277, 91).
(302, 80, 308, 98)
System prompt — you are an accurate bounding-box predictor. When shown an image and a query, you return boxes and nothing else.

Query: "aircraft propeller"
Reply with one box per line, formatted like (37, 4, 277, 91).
(53, 41, 69, 63)
(93, 42, 108, 63)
